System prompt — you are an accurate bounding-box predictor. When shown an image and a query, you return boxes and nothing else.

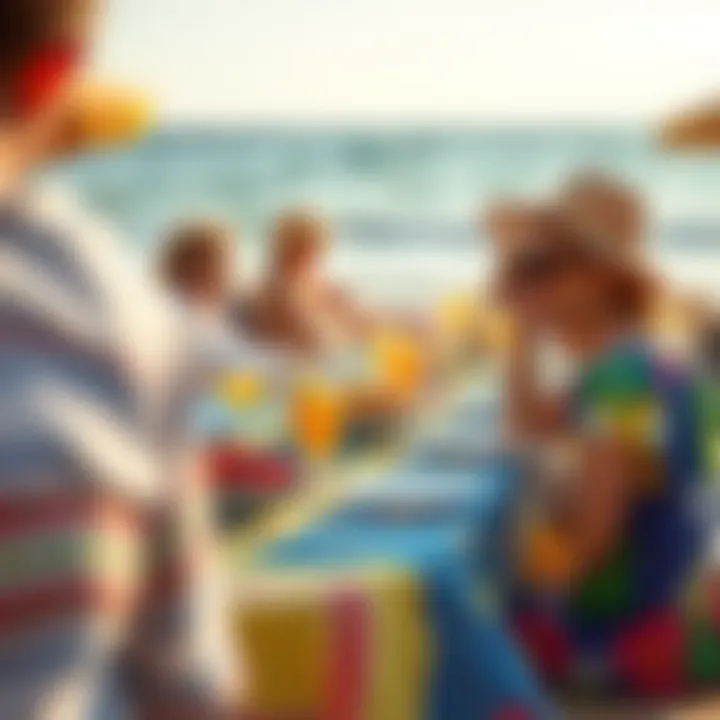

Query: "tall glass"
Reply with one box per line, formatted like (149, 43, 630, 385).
(439, 293, 476, 341)
(290, 378, 346, 463)
(373, 330, 425, 401)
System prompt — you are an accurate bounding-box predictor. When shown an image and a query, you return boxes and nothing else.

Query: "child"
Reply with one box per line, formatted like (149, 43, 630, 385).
(158, 219, 296, 383)
(0, 2, 236, 717)
(494, 208, 720, 694)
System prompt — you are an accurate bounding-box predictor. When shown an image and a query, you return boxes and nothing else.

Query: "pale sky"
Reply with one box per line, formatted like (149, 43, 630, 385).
(94, 0, 720, 123)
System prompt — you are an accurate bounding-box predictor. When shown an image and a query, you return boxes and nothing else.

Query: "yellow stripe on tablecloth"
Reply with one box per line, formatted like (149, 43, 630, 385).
(235, 565, 430, 720)
(228, 365, 496, 718)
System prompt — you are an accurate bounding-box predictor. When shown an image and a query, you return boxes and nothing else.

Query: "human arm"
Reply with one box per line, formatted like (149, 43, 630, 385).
(522, 352, 667, 592)
(521, 434, 644, 592)
(123, 450, 240, 719)
(122, 306, 241, 718)
(504, 322, 566, 444)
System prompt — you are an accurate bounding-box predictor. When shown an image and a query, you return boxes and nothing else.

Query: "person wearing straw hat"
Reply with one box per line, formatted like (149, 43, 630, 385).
(0, 1, 237, 717)
(491, 206, 720, 694)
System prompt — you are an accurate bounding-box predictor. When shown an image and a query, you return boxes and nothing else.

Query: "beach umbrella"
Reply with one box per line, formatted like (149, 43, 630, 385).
(659, 97, 720, 150)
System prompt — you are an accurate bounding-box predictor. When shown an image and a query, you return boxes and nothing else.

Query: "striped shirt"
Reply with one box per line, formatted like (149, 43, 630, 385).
(0, 186, 236, 719)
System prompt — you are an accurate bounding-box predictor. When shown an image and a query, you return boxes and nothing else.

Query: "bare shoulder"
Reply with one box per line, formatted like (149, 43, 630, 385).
(323, 281, 352, 304)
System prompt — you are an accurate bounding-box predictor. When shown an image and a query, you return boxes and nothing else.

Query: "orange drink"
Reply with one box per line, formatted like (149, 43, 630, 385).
(291, 379, 346, 460)
(520, 521, 577, 590)
(374, 330, 426, 401)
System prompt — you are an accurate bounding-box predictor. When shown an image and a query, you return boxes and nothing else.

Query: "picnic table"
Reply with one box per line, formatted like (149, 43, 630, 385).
(227, 371, 555, 720)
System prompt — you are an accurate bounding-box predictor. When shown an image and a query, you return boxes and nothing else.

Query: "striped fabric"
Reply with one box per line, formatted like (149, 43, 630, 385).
(0, 187, 236, 719)
(236, 567, 429, 720)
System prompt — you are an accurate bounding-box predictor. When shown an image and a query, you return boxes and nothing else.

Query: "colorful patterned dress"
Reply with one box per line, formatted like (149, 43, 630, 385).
(698, 373, 720, 485)
(514, 339, 720, 696)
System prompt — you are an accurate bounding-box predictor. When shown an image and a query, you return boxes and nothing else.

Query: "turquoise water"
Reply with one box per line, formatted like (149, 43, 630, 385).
(50, 127, 720, 303)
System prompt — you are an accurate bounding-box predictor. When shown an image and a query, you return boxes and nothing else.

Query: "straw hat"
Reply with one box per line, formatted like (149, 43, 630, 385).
(56, 80, 154, 156)
(483, 200, 548, 261)
(557, 171, 646, 261)
(491, 204, 652, 320)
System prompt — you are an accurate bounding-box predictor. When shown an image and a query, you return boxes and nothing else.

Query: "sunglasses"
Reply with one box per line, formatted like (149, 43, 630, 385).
(504, 246, 580, 290)
(14, 42, 84, 118)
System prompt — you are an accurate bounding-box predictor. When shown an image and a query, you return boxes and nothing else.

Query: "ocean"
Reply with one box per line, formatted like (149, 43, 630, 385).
(49, 127, 720, 305)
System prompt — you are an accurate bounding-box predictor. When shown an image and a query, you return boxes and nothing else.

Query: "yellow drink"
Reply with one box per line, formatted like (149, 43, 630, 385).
(374, 331, 425, 400)
(291, 380, 345, 460)
(439, 293, 476, 340)
(480, 308, 516, 355)
(217, 372, 267, 408)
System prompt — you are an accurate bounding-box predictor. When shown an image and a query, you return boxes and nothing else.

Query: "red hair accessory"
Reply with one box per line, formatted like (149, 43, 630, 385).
(14, 43, 83, 117)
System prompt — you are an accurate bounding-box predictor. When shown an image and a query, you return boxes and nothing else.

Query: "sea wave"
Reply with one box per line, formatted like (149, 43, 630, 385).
(46, 126, 720, 261)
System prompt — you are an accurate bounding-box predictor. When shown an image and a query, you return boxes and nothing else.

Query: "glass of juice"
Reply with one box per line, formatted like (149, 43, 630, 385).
(439, 293, 475, 340)
(216, 371, 267, 409)
(291, 378, 346, 462)
(374, 330, 425, 401)
(481, 309, 515, 355)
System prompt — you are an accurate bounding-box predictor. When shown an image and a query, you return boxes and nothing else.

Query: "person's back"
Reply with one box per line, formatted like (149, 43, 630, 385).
(0, 186, 192, 716)
(491, 204, 720, 693)
(0, 2, 234, 717)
